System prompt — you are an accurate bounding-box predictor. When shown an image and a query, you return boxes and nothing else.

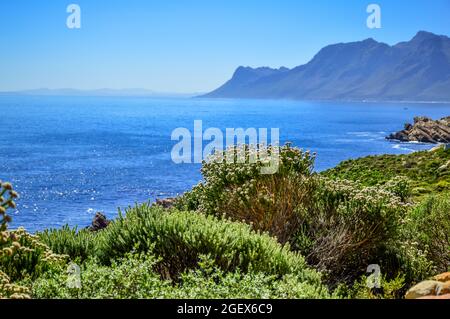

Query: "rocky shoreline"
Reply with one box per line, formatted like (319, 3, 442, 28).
(387, 116, 450, 144)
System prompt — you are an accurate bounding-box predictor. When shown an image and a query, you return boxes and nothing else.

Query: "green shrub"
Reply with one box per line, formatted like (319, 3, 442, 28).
(177, 144, 418, 288)
(216, 174, 315, 244)
(403, 194, 450, 273)
(323, 146, 450, 199)
(333, 274, 406, 299)
(176, 143, 315, 216)
(1, 181, 65, 299)
(38, 225, 96, 262)
(435, 180, 450, 192)
(31, 252, 329, 299)
(95, 205, 324, 288)
(294, 177, 409, 286)
(31, 251, 168, 299)
(36, 204, 326, 294)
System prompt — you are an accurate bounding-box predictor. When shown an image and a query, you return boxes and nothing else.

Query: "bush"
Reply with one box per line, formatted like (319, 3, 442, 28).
(39, 226, 96, 262)
(36, 204, 327, 295)
(333, 274, 406, 299)
(216, 174, 315, 244)
(176, 144, 315, 214)
(403, 194, 450, 273)
(31, 253, 329, 299)
(95, 205, 324, 287)
(1, 181, 65, 299)
(294, 177, 409, 286)
(178, 144, 417, 288)
(31, 251, 168, 299)
(322, 146, 450, 199)
(176, 144, 315, 244)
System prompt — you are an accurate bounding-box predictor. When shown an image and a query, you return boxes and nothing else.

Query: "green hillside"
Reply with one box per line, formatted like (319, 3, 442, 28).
(323, 145, 450, 198)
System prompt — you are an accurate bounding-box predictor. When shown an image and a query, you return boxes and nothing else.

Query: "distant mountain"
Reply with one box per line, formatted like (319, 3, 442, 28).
(0, 88, 197, 98)
(202, 31, 450, 102)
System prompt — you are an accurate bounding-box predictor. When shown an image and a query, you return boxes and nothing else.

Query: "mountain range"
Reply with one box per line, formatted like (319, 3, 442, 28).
(0, 88, 197, 98)
(202, 31, 450, 102)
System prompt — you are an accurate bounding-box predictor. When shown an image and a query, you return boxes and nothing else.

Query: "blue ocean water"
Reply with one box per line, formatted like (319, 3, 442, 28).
(1, 95, 449, 232)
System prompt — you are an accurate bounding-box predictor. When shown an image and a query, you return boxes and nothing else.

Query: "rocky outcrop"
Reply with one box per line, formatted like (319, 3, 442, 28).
(88, 212, 110, 232)
(155, 197, 176, 209)
(387, 116, 450, 144)
(405, 272, 450, 299)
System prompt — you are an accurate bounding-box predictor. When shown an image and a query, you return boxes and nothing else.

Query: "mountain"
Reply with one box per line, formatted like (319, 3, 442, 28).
(202, 31, 450, 102)
(0, 88, 198, 98)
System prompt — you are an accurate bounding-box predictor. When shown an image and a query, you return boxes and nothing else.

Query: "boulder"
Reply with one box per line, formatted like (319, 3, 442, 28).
(437, 282, 450, 295)
(405, 280, 441, 299)
(89, 212, 110, 232)
(155, 197, 176, 209)
(433, 272, 450, 282)
(405, 272, 450, 299)
(417, 294, 450, 300)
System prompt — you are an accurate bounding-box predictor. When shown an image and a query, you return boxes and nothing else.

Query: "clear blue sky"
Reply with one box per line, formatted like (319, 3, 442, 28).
(1, 0, 449, 93)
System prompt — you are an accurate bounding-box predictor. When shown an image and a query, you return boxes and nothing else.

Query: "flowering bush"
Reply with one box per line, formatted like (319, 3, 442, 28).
(176, 144, 316, 242)
(177, 144, 421, 288)
(296, 177, 409, 286)
(0, 181, 66, 299)
(402, 194, 450, 273)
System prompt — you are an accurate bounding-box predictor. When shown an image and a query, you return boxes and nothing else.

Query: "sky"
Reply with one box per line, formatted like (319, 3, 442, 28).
(0, 0, 449, 93)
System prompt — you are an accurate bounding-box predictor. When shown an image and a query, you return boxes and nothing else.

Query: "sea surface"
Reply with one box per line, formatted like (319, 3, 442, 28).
(1, 95, 449, 232)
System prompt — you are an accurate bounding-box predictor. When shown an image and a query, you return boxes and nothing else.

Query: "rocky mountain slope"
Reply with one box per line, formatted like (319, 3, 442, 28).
(202, 31, 450, 101)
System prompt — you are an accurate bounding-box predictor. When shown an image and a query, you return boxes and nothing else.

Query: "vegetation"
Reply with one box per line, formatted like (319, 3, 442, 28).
(1, 143, 449, 299)
(323, 145, 450, 198)
(1, 181, 66, 299)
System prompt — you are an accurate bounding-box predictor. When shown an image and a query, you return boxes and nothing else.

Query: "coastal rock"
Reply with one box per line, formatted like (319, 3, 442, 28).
(405, 280, 442, 299)
(405, 272, 450, 299)
(437, 282, 450, 295)
(89, 212, 110, 232)
(417, 294, 450, 300)
(155, 197, 176, 209)
(433, 272, 450, 282)
(387, 116, 450, 144)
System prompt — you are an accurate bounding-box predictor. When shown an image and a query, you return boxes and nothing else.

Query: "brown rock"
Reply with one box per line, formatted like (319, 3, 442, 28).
(405, 281, 441, 299)
(433, 272, 450, 283)
(155, 197, 176, 209)
(387, 116, 450, 144)
(417, 294, 450, 300)
(89, 212, 110, 232)
(437, 282, 450, 295)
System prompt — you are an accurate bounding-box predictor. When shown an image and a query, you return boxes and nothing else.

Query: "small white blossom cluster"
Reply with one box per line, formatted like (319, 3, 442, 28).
(1, 182, 67, 299)
(179, 144, 315, 215)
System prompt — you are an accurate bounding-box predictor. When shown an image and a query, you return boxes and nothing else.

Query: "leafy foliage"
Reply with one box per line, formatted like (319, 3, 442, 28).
(176, 144, 315, 214)
(333, 274, 406, 299)
(403, 194, 450, 273)
(50, 205, 324, 288)
(31, 253, 329, 299)
(323, 145, 450, 198)
(4, 143, 450, 299)
(1, 181, 65, 299)
(293, 177, 410, 286)
(39, 226, 96, 263)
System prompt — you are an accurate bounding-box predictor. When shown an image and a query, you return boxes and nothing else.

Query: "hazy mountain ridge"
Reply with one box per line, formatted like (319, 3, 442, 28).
(0, 88, 198, 98)
(202, 31, 450, 101)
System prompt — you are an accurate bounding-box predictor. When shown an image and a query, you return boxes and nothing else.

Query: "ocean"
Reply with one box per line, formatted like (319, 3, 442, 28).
(1, 95, 449, 232)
